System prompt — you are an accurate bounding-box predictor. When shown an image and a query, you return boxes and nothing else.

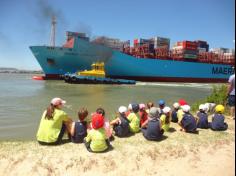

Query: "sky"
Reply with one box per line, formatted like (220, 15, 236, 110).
(0, 0, 235, 70)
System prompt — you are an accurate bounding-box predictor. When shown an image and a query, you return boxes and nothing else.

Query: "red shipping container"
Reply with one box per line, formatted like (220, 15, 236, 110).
(183, 41, 197, 50)
(133, 39, 139, 45)
(176, 41, 197, 50)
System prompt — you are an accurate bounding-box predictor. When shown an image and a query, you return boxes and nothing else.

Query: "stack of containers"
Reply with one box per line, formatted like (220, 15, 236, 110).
(133, 38, 155, 58)
(195, 40, 209, 62)
(210, 48, 229, 63)
(151, 37, 170, 49)
(223, 49, 235, 65)
(151, 37, 170, 59)
(92, 37, 124, 51)
(172, 41, 198, 59)
(140, 39, 155, 55)
(133, 39, 139, 47)
(195, 40, 209, 53)
(123, 40, 131, 55)
(211, 48, 229, 54)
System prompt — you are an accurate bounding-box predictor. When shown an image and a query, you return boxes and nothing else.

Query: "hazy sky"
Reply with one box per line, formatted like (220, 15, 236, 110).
(0, 0, 235, 70)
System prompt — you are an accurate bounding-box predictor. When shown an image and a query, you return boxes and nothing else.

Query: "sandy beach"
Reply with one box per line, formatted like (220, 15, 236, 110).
(0, 118, 234, 176)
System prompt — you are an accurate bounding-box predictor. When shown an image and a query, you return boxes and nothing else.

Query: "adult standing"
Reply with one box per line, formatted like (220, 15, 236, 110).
(36, 97, 73, 145)
(227, 71, 235, 120)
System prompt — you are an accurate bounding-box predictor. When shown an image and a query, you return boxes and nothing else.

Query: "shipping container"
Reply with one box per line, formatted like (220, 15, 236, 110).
(184, 54, 198, 59)
(177, 41, 198, 50)
(151, 37, 170, 49)
(133, 39, 139, 45)
(211, 48, 230, 54)
(198, 47, 207, 53)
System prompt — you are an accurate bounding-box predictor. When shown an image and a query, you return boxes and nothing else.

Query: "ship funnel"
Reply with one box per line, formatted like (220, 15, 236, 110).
(50, 15, 56, 47)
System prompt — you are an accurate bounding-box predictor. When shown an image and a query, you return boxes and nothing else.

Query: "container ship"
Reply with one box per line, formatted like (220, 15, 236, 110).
(30, 22, 234, 83)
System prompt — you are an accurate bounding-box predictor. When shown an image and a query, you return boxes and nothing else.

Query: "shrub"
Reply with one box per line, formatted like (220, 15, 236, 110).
(191, 84, 229, 114)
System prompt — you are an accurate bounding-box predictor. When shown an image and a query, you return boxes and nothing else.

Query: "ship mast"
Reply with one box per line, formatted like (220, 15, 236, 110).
(50, 15, 56, 47)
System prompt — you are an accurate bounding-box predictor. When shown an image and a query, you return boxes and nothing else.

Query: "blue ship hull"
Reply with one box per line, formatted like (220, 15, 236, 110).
(30, 38, 234, 82)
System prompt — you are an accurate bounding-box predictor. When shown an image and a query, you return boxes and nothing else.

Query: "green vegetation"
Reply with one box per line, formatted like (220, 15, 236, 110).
(206, 84, 228, 105)
(191, 84, 229, 113)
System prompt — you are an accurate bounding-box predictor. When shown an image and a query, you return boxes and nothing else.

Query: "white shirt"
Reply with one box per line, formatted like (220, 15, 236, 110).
(228, 74, 235, 95)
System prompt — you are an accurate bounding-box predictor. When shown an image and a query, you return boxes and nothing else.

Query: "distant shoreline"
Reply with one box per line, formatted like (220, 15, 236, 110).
(0, 71, 43, 74)
(0, 67, 43, 74)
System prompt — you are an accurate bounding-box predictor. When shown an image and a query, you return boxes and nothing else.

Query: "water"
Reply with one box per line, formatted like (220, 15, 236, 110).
(0, 73, 215, 140)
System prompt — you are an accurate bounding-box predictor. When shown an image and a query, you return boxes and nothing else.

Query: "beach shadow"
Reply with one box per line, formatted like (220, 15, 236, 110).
(144, 135, 168, 142)
(59, 139, 71, 145)
(159, 135, 168, 142)
(37, 138, 71, 146)
(113, 132, 135, 139)
(187, 130, 199, 135)
(88, 145, 114, 154)
(168, 127, 177, 133)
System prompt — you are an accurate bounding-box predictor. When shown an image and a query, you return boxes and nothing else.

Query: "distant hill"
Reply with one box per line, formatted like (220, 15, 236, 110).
(0, 67, 43, 74)
(0, 67, 18, 71)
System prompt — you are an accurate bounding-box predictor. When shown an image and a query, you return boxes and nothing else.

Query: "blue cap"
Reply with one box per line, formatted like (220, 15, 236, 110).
(158, 99, 165, 105)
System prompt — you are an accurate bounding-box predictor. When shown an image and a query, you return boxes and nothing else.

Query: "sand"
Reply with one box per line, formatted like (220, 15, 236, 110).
(0, 118, 235, 176)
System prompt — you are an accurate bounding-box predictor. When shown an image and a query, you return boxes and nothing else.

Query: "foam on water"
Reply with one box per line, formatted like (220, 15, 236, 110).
(136, 82, 213, 89)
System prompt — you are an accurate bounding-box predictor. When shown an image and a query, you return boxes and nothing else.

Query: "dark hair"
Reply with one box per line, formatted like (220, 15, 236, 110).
(78, 107, 88, 121)
(96, 107, 105, 116)
(45, 104, 55, 120)
(165, 113, 170, 124)
(200, 109, 205, 113)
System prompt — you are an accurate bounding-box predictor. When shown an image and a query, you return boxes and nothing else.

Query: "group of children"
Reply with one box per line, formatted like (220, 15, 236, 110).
(68, 99, 229, 153)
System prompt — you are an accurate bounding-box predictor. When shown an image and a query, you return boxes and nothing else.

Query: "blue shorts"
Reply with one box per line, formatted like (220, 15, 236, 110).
(228, 95, 235, 107)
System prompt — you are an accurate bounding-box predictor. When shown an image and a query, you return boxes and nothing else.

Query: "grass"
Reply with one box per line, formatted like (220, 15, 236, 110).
(191, 84, 230, 114)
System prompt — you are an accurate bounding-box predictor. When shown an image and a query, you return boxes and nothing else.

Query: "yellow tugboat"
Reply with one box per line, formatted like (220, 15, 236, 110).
(63, 62, 136, 84)
(77, 62, 105, 78)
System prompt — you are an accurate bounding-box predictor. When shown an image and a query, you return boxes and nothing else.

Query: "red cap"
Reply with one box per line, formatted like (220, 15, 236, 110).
(92, 113, 104, 129)
(178, 99, 187, 106)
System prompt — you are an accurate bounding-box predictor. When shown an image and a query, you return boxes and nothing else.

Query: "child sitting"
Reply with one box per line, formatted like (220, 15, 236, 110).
(177, 99, 188, 124)
(127, 103, 141, 133)
(110, 106, 130, 137)
(96, 107, 113, 140)
(84, 113, 112, 152)
(126, 103, 133, 117)
(196, 104, 209, 129)
(139, 103, 148, 127)
(70, 107, 88, 143)
(180, 105, 197, 133)
(146, 101, 154, 114)
(158, 99, 165, 116)
(209, 105, 228, 131)
(160, 106, 171, 132)
(142, 107, 164, 141)
(171, 102, 179, 123)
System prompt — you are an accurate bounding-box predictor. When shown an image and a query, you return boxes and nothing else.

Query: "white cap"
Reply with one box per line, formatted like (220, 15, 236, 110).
(199, 104, 206, 111)
(182, 105, 191, 112)
(51, 97, 66, 106)
(119, 106, 127, 113)
(128, 104, 132, 110)
(173, 102, 180, 109)
(163, 106, 171, 114)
